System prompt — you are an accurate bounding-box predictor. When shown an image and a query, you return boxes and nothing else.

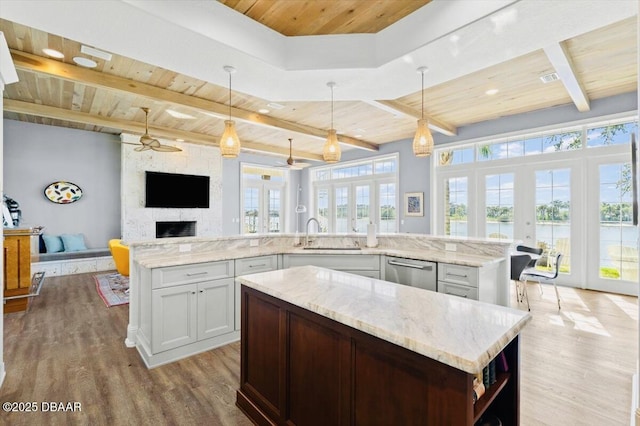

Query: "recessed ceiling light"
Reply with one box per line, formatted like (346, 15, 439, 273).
(166, 109, 195, 119)
(73, 57, 97, 68)
(354, 134, 363, 138)
(266, 102, 285, 110)
(258, 108, 270, 114)
(42, 48, 64, 58)
(176, 138, 184, 142)
(485, 89, 499, 96)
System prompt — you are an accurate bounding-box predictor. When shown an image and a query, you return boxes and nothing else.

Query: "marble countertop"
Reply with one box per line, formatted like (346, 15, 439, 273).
(134, 245, 503, 269)
(237, 265, 531, 374)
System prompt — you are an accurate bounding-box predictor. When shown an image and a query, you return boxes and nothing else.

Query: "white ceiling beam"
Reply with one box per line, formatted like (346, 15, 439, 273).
(366, 100, 457, 137)
(543, 42, 590, 112)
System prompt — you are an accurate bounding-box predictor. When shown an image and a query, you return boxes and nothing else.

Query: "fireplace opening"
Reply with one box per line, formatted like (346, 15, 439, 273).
(156, 221, 196, 238)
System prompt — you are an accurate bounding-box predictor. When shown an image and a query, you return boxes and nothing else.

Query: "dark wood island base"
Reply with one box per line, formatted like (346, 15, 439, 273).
(236, 285, 520, 426)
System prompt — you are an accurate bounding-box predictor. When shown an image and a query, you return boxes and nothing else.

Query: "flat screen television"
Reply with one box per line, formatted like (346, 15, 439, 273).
(145, 171, 210, 208)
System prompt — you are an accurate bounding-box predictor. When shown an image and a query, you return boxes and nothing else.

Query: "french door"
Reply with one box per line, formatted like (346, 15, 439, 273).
(242, 182, 284, 234)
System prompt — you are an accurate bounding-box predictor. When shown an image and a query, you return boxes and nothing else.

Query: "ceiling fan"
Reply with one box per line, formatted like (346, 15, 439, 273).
(133, 107, 182, 152)
(278, 138, 311, 170)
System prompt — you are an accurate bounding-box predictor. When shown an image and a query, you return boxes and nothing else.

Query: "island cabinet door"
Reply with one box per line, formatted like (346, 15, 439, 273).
(197, 278, 234, 340)
(151, 284, 198, 354)
(286, 313, 351, 426)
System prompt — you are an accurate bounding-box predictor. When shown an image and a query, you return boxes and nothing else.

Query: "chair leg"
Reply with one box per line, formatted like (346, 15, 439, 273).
(522, 280, 530, 311)
(552, 281, 561, 310)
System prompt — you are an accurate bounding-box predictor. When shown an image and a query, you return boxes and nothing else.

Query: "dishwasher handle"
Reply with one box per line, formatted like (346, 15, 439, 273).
(387, 260, 433, 271)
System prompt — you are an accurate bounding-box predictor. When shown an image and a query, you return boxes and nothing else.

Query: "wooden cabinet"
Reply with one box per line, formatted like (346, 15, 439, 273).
(137, 260, 239, 368)
(282, 253, 380, 278)
(4, 229, 35, 313)
(237, 285, 521, 425)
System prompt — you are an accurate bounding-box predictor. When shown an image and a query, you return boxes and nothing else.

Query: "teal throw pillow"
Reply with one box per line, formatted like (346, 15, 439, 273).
(60, 233, 87, 252)
(42, 234, 64, 253)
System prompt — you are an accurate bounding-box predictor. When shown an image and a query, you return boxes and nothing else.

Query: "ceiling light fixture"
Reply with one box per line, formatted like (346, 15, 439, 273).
(73, 57, 97, 68)
(323, 82, 341, 163)
(258, 108, 270, 114)
(485, 88, 499, 96)
(42, 48, 64, 59)
(220, 65, 241, 158)
(412, 66, 434, 158)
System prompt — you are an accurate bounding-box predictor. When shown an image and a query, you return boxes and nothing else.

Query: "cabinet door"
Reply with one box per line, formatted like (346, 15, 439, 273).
(152, 284, 197, 353)
(198, 278, 235, 340)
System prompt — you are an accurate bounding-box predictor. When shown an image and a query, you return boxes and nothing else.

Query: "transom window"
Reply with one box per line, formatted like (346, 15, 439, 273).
(311, 154, 399, 234)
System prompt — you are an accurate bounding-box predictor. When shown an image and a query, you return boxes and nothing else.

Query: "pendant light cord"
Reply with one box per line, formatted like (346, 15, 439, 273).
(330, 84, 334, 129)
(421, 70, 424, 120)
(228, 73, 232, 121)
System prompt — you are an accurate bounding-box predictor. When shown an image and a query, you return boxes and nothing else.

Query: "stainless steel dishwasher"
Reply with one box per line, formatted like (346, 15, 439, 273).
(383, 256, 437, 291)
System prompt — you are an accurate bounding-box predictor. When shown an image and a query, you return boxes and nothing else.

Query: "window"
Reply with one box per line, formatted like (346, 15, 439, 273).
(535, 169, 571, 272)
(485, 173, 514, 239)
(444, 177, 468, 237)
(311, 154, 398, 233)
(241, 165, 286, 234)
(434, 115, 638, 295)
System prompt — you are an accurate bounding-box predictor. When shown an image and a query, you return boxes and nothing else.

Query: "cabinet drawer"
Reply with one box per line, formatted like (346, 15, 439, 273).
(235, 255, 278, 276)
(283, 254, 380, 271)
(152, 260, 234, 289)
(437, 281, 478, 300)
(437, 263, 478, 287)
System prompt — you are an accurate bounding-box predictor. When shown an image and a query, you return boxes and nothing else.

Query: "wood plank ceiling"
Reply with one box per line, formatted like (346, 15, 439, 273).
(0, 2, 637, 162)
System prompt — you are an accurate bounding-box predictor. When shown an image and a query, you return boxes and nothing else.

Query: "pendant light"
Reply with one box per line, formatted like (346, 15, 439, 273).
(323, 81, 341, 163)
(220, 65, 241, 158)
(413, 66, 434, 157)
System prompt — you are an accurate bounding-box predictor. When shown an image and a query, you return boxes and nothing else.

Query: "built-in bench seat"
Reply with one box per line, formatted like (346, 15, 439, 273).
(31, 248, 115, 277)
(33, 248, 111, 262)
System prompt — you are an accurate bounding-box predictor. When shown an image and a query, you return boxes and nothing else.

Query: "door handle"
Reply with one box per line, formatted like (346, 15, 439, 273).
(186, 271, 208, 276)
(388, 260, 432, 270)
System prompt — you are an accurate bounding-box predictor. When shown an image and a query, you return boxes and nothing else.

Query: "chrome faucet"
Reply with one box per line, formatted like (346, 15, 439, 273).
(305, 217, 320, 246)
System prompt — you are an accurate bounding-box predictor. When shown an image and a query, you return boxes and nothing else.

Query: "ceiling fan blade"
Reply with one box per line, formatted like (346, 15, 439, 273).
(134, 145, 151, 152)
(152, 145, 183, 152)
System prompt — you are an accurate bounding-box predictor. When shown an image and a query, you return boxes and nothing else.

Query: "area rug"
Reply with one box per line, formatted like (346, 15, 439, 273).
(94, 272, 129, 307)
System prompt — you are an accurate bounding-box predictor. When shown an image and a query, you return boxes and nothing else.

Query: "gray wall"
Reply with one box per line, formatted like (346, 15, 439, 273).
(4, 92, 636, 241)
(3, 120, 121, 249)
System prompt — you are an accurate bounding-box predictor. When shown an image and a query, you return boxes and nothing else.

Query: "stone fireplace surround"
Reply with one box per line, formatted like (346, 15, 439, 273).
(120, 133, 223, 242)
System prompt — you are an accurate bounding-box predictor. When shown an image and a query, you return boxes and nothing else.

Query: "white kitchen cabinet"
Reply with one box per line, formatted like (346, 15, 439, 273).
(234, 255, 279, 331)
(137, 260, 239, 368)
(437, 262, 499, 303)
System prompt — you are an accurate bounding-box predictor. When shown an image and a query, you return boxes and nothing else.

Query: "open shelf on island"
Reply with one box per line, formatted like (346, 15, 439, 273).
(473, 371, 510, 423)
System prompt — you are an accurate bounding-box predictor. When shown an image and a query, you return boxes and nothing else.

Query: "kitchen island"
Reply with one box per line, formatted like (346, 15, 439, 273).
(236, 266, 531, 425)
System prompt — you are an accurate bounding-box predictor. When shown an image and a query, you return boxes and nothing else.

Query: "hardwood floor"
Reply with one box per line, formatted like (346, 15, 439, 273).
(1, 272, 637, 425)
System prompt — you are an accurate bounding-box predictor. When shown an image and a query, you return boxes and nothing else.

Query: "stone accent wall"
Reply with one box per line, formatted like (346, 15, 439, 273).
(120, 134, 223, 241)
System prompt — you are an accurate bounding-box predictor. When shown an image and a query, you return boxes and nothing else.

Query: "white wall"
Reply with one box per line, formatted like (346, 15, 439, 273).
(3, 120, 121, 248)
(120, 133, 223, 241)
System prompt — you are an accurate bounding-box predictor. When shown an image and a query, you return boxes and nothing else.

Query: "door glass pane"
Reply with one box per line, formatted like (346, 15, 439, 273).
(535, 169, 571, 272)
(335, 187, 349, 233)
(354, 185, 370, 233)
(486, 173, 513, 239)
(267, 189, 281, 233)
(599, 163, 638, 281)
(379, 183, 396, 233)
(244, 187, 259, 234)
(316, 188, 329, 233)
(445, 177, 468, 237)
